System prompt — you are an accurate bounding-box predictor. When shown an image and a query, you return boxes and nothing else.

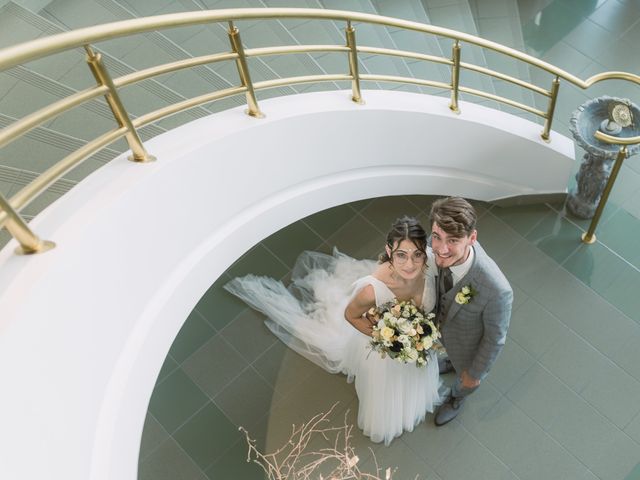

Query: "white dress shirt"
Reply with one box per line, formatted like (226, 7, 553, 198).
(449, 245, 475, 286)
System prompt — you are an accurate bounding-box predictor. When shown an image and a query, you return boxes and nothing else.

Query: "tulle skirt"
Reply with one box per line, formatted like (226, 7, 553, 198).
(224, 249, 441, 445)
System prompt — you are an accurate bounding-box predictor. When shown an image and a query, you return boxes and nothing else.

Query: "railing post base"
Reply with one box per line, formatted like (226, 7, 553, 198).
(1, 193, 56, 255)
(581, 232, 597, 244)
(245, 108, 265, 119)
(128, 153, 157, 163)
(15, 239, 56, 255)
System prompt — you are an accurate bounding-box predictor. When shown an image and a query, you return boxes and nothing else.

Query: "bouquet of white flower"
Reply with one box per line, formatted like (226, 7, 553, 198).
(368, 299, 441, 367)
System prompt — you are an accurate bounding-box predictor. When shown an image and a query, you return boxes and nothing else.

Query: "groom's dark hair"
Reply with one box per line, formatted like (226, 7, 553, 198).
(429, 197, 477, 238)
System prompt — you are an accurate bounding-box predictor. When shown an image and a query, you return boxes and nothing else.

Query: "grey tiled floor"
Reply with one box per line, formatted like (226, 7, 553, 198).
(140, 195, 640, 480)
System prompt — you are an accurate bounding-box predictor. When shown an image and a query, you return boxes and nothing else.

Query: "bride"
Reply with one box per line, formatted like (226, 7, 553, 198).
(224, 216, 441, 445)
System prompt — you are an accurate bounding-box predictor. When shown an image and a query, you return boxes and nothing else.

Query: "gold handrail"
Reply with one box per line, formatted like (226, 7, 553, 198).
(360, 74, 451, 91)
(85, 45, 155, 163)
(0, 9, 596, 84)
(580, 132, 640, 244)
(594, 131, 640, 145)
(114, 52, 239, 88)
(358, 46, 451, 66)
(0, 85, 108, 149)
(541, 77, 561, 141)
(6, 127, 127, 215)
(346, 21, 363, 104)
(133, 86, 247, 128)
(449, 41, 461, 113)
(0, 7, 639, 255)
(228, 21, 263, 118)
(458, 86, 546, 117)
(5, 8, 638, 88)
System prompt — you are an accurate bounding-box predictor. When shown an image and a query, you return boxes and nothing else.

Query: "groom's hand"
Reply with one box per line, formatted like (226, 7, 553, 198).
(460, 370, 480, 389)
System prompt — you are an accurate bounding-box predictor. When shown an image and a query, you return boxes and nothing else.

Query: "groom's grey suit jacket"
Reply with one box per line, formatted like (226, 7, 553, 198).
(434, 242, 513, 381)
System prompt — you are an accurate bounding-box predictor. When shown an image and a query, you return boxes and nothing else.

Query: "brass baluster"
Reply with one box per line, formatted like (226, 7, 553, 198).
(345, 21, 363, 104)
(541, 76, 560, 142)
(581, 145, 627, 244)
(228, 21, 264, 118)
(449, 40, 461, 113)
(0, 193, 55, 255)
(84, 45, 155, 163)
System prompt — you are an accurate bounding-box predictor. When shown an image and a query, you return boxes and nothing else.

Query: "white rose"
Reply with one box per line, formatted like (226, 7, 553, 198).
(462, 286, 471, 295)
(397, 320, 411, 334)
(422, 336, 434, 350)
(404, 348, 418, 362)
(398, 334, 411, 346)
(455, 292, 468, 304)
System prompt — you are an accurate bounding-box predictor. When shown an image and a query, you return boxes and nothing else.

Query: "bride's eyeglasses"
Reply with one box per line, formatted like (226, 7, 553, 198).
(391, 249, 426, 265)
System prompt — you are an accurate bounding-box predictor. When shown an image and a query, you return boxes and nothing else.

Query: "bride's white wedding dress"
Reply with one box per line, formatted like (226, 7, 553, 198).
(224, 248, 441, 446)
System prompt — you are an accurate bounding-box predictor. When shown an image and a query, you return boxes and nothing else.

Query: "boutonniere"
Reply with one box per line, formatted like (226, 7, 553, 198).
(455, 285, 476, 305)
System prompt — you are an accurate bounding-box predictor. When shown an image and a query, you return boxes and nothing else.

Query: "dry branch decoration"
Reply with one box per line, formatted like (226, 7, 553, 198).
(239, 403, 408, 480)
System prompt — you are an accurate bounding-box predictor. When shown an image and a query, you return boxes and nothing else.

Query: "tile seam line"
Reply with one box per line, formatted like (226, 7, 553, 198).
(138, 433, 209, 479)
(464, 387, 599, 479)
(524, 293, 640, 394)
(180, 334, 265, 401)
(501, 393, 614, 480)
(525, 358, 640, 448)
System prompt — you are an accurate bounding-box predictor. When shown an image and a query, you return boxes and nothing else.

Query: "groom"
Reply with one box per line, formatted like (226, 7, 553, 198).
(430, 197, 513, 426)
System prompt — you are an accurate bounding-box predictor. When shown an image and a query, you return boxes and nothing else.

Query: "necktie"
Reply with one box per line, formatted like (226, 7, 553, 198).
(442, 267, 454, 293)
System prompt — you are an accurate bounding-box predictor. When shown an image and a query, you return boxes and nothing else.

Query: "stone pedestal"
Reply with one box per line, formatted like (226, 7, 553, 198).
(567, 96, 640, 219)
(566, 152, 614, 218)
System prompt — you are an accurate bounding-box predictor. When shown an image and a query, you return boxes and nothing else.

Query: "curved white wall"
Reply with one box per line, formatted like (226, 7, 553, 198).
(0, 90, 574, 480)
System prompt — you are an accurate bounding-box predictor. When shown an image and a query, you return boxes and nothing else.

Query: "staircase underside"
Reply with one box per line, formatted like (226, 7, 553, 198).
(0, 89, 573, 480)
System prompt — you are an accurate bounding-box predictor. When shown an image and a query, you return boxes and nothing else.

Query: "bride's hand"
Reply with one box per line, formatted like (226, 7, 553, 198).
(362, 322, 375, 336)
(364, 310, 378, 326)
(345, 285, 377, 336)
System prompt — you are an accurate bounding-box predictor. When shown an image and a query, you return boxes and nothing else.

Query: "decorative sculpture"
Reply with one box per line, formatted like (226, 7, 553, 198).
(567, 96, 640, 219)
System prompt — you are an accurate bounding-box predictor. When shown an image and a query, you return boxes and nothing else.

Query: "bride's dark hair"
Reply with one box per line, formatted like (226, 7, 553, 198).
(378, 216, 428, 264)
